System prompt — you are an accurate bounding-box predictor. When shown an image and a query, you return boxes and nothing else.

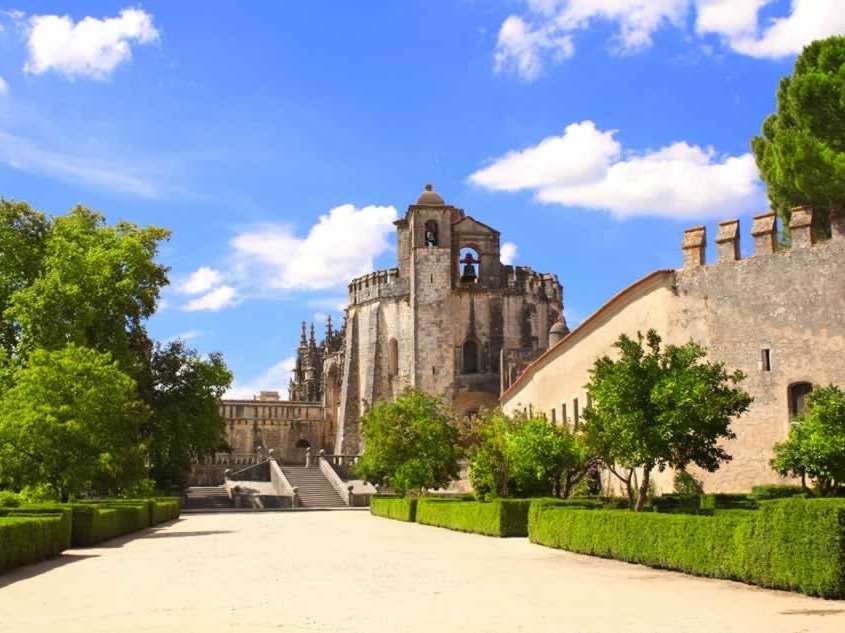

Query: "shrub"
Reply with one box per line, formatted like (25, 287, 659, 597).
(529, 498, 845, 598)
(699, 494, 758, 511)
(370, 496, 418, 522)
(67, 502, 149, 546)
(0, 515, 68, 572)
(673, 470, 704, 496)
(151, 498, 181, 524)
(416, 498, 531, 537)
(650, 494, 704, 515)
(0, 490, 20, 507)
(751, 485, 806, 500)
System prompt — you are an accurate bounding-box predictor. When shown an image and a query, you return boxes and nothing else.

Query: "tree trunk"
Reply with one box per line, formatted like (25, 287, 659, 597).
(634, 464, 652, 512)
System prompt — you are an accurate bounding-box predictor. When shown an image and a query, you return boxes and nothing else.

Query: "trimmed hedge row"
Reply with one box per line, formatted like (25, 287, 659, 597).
(529, 497, 845, 598)
(370, 496, 418, 522)
(415, 498, 531, 537)
(0, 515, 69, 573)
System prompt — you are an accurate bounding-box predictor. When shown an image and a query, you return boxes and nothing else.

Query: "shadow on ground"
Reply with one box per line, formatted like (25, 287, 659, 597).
(0, 554, 98, 589)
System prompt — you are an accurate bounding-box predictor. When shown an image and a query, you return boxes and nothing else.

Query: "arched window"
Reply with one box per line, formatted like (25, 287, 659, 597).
(424, 221, 438, 247)
(388, 338, 399, 377)
(788, 382, 813, 420)
(295, 438, 310, 449)
(458, 247, 480, 283)
(462, 339, 479, 374)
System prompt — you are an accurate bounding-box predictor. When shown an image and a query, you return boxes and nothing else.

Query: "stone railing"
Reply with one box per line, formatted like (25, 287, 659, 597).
(269, 458, 298, 506)
(319, 453, 353, 507)
(321, 453, 360, 480)
(199, 452, 262, 467)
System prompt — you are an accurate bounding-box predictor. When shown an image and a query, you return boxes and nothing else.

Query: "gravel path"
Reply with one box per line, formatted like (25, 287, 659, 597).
(1, 510, 843, 633)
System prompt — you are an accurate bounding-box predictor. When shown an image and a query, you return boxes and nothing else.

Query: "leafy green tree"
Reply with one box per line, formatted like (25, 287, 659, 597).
(466, 410, 589, 499)
(0, 345, 149, 501)
(0, 200, 49, 355)
(142, 340, 233, 490)
(356, 390, 460, 495)
(771, 384, 845, 496)
(584, 330, 752, 511)
(752, 36, 845, 238)
(5, 206, 169, 373)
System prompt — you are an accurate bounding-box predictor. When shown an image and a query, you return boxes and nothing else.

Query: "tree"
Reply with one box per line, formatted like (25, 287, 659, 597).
(583, 330, 752, 511)
(0, 345, 149, 501)
(465, 410, 589, 499)
(356, 391, 460, 495)
(752, 36, 845, 238)
(0, 200, 49, 355)
(5, 206, 170, 373)
(142, 340, 233, 490)
(771, 384, 845, 496)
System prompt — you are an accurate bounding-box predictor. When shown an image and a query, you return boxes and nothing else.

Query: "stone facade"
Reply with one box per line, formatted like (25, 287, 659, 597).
(500, 207, 845, 493)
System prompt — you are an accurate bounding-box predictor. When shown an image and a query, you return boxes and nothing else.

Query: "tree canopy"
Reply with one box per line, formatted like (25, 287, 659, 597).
(752, 36, 845, 237)
(583, 330, 752, 510)
(0, 345, 149, 501)
(771, 384, 845, 496)
(356, 390, 460, 495)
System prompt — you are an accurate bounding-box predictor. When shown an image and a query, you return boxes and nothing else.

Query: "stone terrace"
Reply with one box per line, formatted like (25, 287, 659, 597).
(0, 512, 843, 633)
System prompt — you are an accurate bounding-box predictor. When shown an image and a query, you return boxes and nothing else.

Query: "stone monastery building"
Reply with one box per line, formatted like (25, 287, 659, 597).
(215, 187, 845, 494)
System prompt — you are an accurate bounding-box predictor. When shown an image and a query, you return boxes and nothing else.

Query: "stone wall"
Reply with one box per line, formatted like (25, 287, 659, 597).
(502, 209, 845, 493)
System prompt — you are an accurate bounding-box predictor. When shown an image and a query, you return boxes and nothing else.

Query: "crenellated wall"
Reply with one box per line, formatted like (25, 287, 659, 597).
(502, 206, 845, 493)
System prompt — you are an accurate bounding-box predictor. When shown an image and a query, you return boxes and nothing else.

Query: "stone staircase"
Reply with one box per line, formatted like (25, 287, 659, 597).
(184, 485, 233, 510)
(282, 467, 347, 508)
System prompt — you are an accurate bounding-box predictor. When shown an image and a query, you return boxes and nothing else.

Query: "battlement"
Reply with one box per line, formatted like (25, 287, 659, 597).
(680, 206, 845, 270)
(348, 267, 407, 305)
(503, 265, 562, 301)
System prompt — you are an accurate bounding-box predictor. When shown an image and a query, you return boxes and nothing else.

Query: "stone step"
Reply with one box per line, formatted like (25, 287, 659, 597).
(281, 467, 347, 508)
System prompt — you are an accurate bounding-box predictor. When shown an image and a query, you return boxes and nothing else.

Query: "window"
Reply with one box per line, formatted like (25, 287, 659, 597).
(295, 438, 310, 449)
(458, 247, 480, 283)
(388, 338, 399, 377)
(788, 382, 813, 419)
(761, 348, 772, 372)
(424, 220, 438, 247)
(550, 408, 556, 424)
(462, 339, 479, 374)
(561, 403, 567, 425)
(573, 398, 580, 430)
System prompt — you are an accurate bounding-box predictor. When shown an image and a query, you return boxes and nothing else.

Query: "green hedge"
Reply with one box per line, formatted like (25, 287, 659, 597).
(751, 485, 806, 500)
(0, 512, 69, 573)
(370, 496, 418, 522)
(151, 498, 181, 524)
(416, 498, 531, 537)
(529, 497, 845, 598)
(67, 501, 150, 546)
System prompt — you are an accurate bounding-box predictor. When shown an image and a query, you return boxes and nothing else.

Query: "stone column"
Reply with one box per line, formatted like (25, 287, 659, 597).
(789, 206, 814, 249)
(681, 226, 706, 269)
(751, 212, 778, 256)
(716, 219, 740, 263)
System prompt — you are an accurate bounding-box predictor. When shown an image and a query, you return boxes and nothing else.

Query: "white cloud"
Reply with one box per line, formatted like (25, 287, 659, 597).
(501, 242, 519, 265)
(0, 129, 159, 197)
(225, 356, 297, 400)
(469, 120, 763, 219)
(494, 0, 845, 79)
(179, 266, 223, 295)
(0, 76, 8, 95)
(182, 285, 238, 312)
(230, 204, 398, 291)
(24, 7, 159, 79)
(165, 329, 202, 343)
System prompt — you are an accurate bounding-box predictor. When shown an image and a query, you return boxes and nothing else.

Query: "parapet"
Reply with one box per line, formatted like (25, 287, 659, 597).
(681, 205, 845, 270)
(348, 267, 405, 306)
(503, 266, 562, 302)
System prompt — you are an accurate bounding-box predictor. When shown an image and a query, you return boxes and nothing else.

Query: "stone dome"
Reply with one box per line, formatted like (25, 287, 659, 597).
(548, 318, 569, 346)
(416, 183, 445, 206)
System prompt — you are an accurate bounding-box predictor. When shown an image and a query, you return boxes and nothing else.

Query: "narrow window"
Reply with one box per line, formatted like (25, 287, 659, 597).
(561, 403, 567, 425)
(462, 340, 479, 374)
(424, 220, 438, 247)
(573, 398, 580, 430)
(458, 247, 480, 283)
(761, 348, 772, 372)
(388, 338, 399, 377)
(788, 382, 813, 419)
(550, 408, 556, 424)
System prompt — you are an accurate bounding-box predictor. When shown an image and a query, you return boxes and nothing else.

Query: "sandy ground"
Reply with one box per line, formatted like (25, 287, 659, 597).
(1, 510, 843, 633)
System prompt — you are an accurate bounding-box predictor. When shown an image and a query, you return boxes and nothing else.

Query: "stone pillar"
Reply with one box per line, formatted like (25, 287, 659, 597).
(830, 206, 845, 240)
(751, 212, 778, 256)
(716, 219, 740, 263)
(789, 206, 814, 249)
(681, 226, 706, 269)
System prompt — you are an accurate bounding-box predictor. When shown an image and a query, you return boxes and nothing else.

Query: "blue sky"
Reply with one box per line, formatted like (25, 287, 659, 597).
(1, 1, 842, 396)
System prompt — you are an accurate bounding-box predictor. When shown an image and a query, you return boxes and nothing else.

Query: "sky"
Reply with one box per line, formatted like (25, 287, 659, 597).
(1, 1, 843, 398)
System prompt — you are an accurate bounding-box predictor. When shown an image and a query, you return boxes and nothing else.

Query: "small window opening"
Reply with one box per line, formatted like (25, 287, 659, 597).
(761, 348, 772, 372)
(788, 382, 813, 420)
(561, 403, 567, 425)
(295, 438, 310, 449)
(424, 220, 438, 247)
(550, 408, 557, 423)
(573, 397, 580, 430)
(388, 338, 399, 377)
